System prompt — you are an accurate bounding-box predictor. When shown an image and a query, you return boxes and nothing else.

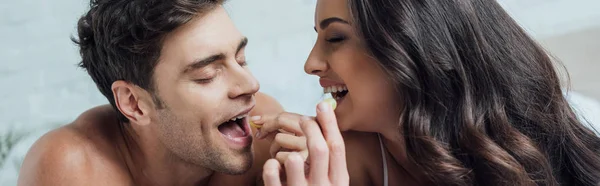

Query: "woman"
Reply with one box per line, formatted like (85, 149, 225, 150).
(256, 0, 600, 185)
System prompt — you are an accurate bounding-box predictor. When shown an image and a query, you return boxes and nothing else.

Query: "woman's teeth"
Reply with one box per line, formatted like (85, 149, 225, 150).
(323, 85, 348, 93)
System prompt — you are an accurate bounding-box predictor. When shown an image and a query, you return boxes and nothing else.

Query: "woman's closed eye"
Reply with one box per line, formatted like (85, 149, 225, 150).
(325, 31, 347, 43)
(326, 36, 346, 43)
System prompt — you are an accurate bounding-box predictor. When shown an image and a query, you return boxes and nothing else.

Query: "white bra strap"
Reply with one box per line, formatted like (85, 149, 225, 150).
(378, 133, 389, 186)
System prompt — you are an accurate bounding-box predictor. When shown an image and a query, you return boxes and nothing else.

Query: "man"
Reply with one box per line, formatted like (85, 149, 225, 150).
(17, 0, 282, 185)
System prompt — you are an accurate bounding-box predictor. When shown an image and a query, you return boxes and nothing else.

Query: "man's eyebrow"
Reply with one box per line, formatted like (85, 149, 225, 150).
(182, 37, 247, 74)
(183, 54, 225, 74)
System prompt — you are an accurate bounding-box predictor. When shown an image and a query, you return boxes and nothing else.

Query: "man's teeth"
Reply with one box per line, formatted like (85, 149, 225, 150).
(323, 85, 348, 93)
(229, 115, 247, 122)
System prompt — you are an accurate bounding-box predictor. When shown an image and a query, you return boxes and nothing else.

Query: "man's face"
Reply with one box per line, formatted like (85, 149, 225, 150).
(149, 6, 259, 174)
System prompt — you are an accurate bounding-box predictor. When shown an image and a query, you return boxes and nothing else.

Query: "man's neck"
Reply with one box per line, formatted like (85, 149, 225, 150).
(118, 123, 215, 186)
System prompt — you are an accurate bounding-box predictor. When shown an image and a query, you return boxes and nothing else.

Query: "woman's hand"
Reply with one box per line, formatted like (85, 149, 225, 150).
(252, 112, 311, 164)
(262, 101, 349, 186)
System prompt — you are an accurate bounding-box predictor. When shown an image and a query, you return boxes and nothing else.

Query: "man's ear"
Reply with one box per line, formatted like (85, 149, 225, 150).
(111, 80, 155, 125)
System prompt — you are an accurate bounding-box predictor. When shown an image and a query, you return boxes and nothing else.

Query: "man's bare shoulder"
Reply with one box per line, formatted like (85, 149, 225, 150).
(18, 105, 133, 186)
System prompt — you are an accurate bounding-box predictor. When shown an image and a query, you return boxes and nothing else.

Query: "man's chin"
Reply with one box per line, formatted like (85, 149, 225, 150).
(217, 152, 254, 175)
(208, 133, 254, 174)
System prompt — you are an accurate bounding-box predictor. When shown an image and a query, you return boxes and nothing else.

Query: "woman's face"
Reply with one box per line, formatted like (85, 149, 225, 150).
(305, 0, 401, 132)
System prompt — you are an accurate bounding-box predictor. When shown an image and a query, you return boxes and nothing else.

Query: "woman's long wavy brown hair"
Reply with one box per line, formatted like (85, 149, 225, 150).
(348, 0, 600, 185)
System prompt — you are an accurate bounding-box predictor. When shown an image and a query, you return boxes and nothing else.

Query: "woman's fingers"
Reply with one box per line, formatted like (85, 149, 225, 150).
(284, 152, 308, 186)
(300, 117, 329, 185)
(315, 102, 349, 184)
(254, 112, 308, 139)
(275, 133, 307, 150)
(262, 159, 283, 186)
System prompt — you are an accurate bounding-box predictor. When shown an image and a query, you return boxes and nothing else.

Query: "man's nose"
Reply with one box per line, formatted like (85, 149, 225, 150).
(228, 64, 260, 99)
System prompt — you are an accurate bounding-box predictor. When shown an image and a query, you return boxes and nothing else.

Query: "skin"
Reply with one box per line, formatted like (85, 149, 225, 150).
(259, 0, 428, 185)
(262, 102, 349, 186)
(17, 6, 283, 186)
(307, 0, 401, 134)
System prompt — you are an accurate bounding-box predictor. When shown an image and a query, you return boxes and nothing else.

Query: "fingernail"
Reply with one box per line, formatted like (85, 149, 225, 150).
(250, 116, 261, 121)
(255, 131, 261, 138)
(317, 102, 330, 113)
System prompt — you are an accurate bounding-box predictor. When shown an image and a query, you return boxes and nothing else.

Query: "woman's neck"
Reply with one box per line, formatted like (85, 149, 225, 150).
(379, 128, 431, 185)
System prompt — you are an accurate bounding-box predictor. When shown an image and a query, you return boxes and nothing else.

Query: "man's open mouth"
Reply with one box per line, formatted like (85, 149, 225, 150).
(218, 114, 250, 139)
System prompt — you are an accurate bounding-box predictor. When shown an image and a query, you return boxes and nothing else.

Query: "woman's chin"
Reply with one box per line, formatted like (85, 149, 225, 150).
(338, 125, 351, 132)
(333, 114, 347, 130)
(337, 117, 379, 133)
(334, 109, 365, 132)
(334, 115, 355, 132)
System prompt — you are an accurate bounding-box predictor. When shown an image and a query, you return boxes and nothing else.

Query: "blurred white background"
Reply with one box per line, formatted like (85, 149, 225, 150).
(0, 0, 599, 185)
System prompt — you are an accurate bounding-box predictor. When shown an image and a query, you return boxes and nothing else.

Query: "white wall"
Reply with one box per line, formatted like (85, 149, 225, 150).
(0, 0, 98, 133)
(498, 0, 600, 38)
(225, 0, 324, 116)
